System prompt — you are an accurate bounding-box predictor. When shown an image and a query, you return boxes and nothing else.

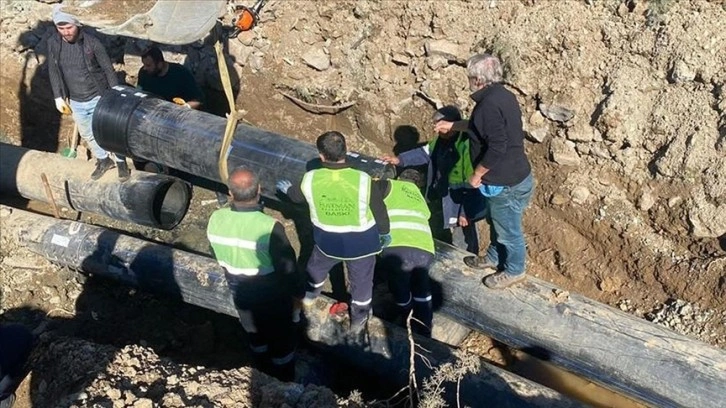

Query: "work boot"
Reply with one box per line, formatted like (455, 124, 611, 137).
(463, 256, 498, 271)
(90, 157, 115, 180)
(116, 160, 131, 181)
(483, 271, 526, 290)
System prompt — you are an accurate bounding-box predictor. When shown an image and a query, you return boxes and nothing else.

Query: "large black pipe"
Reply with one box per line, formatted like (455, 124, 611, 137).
(0, 143, 191, 230)
(1, 206, 583, 408)
(92, 86, 395, 197)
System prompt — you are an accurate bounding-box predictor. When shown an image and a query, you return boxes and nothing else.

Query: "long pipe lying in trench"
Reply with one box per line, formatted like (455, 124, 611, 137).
(0, 206, 584, 408)
(89, 85, 726, 408)
(92, 86, 395, 197)
(0, 143, 191, 230)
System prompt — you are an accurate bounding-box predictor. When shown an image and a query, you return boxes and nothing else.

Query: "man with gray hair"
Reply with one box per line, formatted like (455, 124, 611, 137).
(435, 53, 534, 289)
(207, 167, 303, 381)
(47, 5, 129, 181)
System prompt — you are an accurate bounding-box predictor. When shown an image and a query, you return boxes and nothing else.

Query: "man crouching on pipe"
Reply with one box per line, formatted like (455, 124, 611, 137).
(378, 169, 436, 337)
(206, 166, 304, 381)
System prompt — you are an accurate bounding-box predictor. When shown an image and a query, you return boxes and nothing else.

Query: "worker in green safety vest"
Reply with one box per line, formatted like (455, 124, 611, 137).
(378, 168, 436, 336)
(381, 105, 479, 254)
(276, 131, 391, 336)
(207, 166, 303, 381)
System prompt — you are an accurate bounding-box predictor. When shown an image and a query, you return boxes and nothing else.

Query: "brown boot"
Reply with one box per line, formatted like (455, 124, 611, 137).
(483, 271, 526, 289)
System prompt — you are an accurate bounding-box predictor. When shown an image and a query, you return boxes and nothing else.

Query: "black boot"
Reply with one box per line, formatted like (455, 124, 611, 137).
(117, 160, 131, 181)
(90, 157, 115, 180)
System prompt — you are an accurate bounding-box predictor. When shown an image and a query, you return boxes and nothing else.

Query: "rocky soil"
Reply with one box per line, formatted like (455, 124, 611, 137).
(1, 0, 725, 406)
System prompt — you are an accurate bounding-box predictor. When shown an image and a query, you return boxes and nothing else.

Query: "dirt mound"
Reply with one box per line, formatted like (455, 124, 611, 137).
(22, 335, 339, 408)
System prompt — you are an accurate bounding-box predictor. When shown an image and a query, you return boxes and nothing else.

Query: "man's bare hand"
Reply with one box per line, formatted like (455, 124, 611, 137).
(380, 155, 400, 165)
(469, 173, 482, 188)
(434, 120, 453, 134)
(458, 216, 469, 227)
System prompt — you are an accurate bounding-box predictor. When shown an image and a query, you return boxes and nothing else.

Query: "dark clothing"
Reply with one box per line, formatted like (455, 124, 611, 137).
(59, 40, 96, 101)
(0, 324, 34, 402)
(468, 83, 531, 186)
(306, 246, 376, 324)
(47, 30, 118, 102)
(226, 202, 304, 307)
(379, 247, 434, 336)
(138, 63, 204, 104)
(241, 296, 296, 381)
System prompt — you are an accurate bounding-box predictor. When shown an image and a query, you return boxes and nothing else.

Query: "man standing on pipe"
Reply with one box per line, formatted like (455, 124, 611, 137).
(47, 5, 130, 181)
(378, 169, 436, 337)
(206, 167, 302, 381)
(276, 131, 391, 336)
(434, 54, 534, 289)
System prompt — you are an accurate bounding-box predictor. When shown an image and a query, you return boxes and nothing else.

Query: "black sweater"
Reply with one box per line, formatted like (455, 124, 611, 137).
(468, 83, 531, 186)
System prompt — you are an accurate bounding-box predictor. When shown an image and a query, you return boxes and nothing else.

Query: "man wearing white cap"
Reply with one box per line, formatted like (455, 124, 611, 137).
(47, 5, 130, 181)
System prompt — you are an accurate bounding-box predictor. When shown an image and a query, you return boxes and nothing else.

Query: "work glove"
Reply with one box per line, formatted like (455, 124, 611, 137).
(276, 179, 293, 194)
(379, 233, 392, 249)
(55, 97, 71, 115)
(172, 97, 191, 108)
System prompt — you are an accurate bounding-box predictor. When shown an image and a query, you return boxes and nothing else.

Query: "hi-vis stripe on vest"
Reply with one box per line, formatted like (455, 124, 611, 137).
(300, 167, 376, 233)
(206, 208, 276, 277)
(384, 180, 435, 254)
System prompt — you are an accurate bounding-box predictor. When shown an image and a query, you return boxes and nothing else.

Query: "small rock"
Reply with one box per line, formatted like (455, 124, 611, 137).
(237, 30, 255, 46)
(133, 398, 153, 408)
(391, 52, 410, 66)
(167, 375, 178, 385)
(302, 47, 330, 71)
(424, 39, 463, 62)
(0, 207, 12, 217)
(248, 52, 264, 72)
(425, 55, 448, 70)
(528, 111, 547, 127)
(550, 139, 581, 166)
(668, 196, 682, 208)
(539, 103, 575, 122)
(566, 122, 594, 142)
(670, 59, 696, 83)
(570, 186, 590, 205)
(525, 127, 548, 143)
(550, 193, 568, 206)
(107, 389, 121, 400)
(637, 191, 655, 211)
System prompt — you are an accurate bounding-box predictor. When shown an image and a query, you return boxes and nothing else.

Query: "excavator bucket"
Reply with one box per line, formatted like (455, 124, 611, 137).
(60, 0, 227, 45)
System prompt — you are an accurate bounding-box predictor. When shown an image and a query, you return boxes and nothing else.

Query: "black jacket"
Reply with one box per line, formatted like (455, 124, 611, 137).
(47, 30, 118, 101)
(468, 83, 531, 186)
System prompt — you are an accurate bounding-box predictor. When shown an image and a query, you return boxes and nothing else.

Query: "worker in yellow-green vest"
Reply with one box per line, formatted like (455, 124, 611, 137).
(207, 167, 303, 382)
(277, 131, 391, 336)
(381, 105, 479, 254)
(378, 169, 436, 336)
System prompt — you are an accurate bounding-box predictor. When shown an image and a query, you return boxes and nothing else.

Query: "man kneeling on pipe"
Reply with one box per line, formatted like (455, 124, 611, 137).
(206, 166, 303, 381)
(378, 169, 436, 337)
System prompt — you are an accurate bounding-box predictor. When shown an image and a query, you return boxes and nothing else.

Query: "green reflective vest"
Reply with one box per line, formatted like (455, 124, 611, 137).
(428, 132, 474, 188)
(384, 180, 435, 254)
(206, 208, 276, 276)
(300, 167, 376, 232)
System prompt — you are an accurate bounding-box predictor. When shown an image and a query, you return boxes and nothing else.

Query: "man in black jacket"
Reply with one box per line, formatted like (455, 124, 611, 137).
(47, 5, 129, 181)
(435, 54, 534, 289)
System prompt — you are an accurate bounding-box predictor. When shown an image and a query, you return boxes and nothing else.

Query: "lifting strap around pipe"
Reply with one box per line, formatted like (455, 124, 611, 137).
(214, 24, 239, 184)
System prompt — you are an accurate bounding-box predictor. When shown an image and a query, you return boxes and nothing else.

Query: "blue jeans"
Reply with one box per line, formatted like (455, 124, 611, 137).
(483, 173, 534, 276)
(70, 96, 124, 162)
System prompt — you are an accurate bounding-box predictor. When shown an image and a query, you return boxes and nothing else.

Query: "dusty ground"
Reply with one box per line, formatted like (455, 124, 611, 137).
(1, 0, 726, 406)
